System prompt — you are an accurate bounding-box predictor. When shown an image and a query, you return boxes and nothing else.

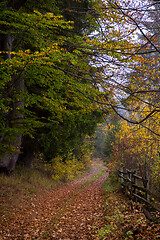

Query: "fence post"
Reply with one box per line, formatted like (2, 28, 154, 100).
(128, 171, 133, 200)
(124, 170, 127, 195)
(132, 171, 137, 202)
(120, 169, 123, 184)
(146, 179, 149, 202)
(127, 170, 131, 199)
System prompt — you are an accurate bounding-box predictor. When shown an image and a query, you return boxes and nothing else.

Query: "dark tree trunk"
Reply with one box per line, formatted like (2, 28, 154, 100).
(0, 0, 30, 173)
(0, 3, 25, 173)
(0, 73, 24, 173)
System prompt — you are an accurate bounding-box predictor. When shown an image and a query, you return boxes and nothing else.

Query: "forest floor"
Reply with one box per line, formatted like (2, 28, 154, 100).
(0, 159, 108, 239)
(1, 159, 160, 240)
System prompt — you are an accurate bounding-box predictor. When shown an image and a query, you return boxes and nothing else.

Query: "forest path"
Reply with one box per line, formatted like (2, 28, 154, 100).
(1, 159, 109, 239)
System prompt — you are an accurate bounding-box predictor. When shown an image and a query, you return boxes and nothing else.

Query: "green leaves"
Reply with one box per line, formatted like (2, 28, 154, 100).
(0, 1, 104, 162)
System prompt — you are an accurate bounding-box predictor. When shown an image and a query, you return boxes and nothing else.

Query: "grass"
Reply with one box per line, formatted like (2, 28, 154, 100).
(100, 172, 160, 239)
(102, 171, 120, 193)
(1, 165, 55, 189)
(81, 168, 107, 189)
(0, 165, 56, 217)
(99, 172, 132, 239)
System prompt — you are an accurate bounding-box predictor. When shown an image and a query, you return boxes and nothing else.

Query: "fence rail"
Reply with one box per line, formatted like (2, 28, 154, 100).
(118, 169, 160, 212)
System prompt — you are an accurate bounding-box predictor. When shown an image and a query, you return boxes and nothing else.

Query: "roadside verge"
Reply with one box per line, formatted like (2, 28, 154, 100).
(100, 172, 160, 239)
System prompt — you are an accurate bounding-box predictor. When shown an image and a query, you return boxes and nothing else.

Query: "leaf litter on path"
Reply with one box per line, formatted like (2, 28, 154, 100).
(0, 164, 109, 239)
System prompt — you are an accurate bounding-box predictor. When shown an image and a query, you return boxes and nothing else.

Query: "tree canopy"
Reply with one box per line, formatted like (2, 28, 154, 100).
(0, 0, 159, 175)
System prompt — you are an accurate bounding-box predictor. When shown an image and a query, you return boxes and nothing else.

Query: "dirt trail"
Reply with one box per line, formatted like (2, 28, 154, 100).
(1, 161, 109, 239)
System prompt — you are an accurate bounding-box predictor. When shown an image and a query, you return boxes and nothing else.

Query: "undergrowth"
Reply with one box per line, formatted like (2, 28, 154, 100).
(1, 165, 54, 190)
(102, 170, 120, 193)
(100, 172, 160, 240)
(0, 165, 56, 217)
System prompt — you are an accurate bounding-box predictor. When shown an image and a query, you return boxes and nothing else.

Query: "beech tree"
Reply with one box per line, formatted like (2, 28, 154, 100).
(0, 0, 103, 173)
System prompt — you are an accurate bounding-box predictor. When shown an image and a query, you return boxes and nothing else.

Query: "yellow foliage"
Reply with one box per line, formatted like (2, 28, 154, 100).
(44, 151, 91, 182)
(110, 107, 160, 184)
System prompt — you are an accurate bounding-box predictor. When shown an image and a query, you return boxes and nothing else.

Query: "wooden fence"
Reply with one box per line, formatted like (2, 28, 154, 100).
(118, 169, 160, 212)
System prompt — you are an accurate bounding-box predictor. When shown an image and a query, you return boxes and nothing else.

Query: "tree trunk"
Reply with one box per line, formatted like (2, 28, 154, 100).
(0, 0, 30, 173)
(0, 74, 24, 173)
(0, 31, 24, 173)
